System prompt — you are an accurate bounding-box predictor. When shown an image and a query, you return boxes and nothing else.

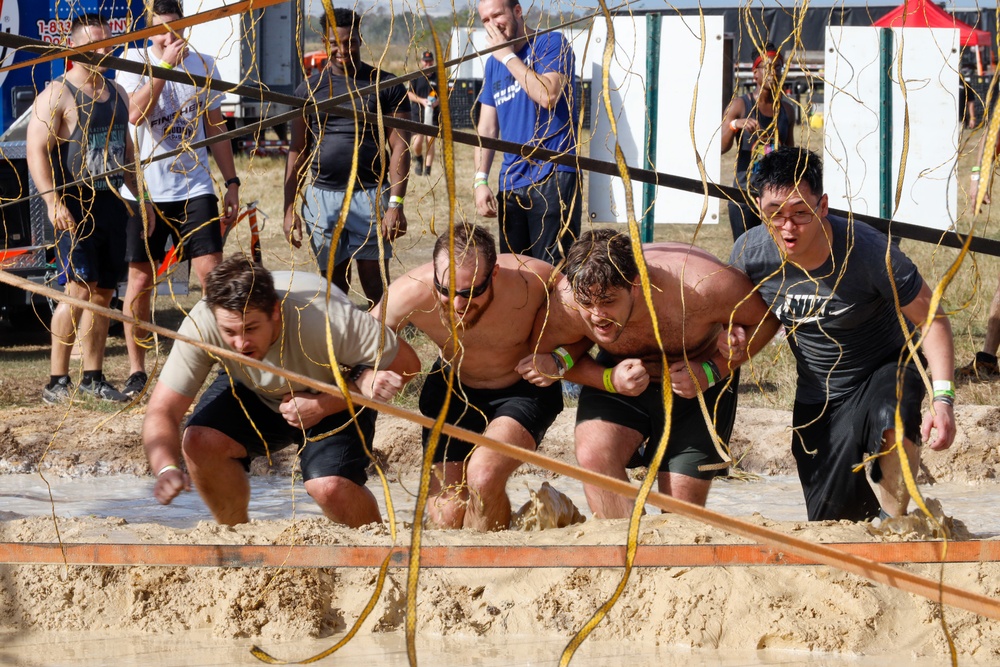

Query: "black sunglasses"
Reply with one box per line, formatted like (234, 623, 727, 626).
(433, 273, 492, 299)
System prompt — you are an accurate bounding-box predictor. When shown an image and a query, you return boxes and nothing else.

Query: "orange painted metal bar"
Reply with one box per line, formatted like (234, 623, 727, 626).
(0, 542, 999, 569)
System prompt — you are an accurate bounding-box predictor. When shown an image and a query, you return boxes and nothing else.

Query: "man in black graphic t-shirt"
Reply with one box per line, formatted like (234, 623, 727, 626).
(283, 8, 410, 308)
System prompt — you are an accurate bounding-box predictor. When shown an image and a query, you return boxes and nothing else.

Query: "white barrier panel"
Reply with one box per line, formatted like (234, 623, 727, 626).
(825, 26, 959, 230)
(588, 15, 723, 225)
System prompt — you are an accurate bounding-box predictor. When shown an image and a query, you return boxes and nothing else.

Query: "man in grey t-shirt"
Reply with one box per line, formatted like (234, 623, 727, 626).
(142, 255, 420, 527)
(730, 147, 955, 522)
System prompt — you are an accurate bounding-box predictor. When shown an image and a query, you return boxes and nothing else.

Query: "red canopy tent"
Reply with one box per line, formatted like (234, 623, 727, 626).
(872, 0, 992, 47)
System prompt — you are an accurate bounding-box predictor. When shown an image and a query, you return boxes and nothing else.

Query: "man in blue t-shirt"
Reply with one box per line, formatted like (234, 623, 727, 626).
(729, 147, 956, 522)
(473, 0, 581, 264)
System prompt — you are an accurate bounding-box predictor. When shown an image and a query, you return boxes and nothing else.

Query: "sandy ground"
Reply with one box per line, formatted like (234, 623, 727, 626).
(1, 403, 1000, 663)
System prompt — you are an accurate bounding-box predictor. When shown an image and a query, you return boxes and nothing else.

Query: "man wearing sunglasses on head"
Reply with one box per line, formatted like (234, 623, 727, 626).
(371, 225, 563, 531)
(729, 146, 955, 522)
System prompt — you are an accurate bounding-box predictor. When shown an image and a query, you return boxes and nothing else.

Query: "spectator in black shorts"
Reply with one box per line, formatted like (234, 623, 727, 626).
(730, 146, 955, 521)
(142, 255, 420, 526)
(27, 14, 148, 404)
(473, 0, 582, 264)
(408, 50, 440, 176)
(117, 0, 242, 400)
(372, 224, 563, 531)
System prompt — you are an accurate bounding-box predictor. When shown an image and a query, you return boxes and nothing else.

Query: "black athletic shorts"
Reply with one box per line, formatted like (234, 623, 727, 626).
(792, 357, 925, 522)
(418, 360, 564, 464)
(186, 372, 376, 486)
(54, 188, 128, 289)
(497, 169, 582, 264)
(575, 367, 740, 480)
(124, 194, 222, 264)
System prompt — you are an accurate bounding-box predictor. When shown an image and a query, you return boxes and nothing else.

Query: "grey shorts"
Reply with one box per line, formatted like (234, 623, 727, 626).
(301, 183, 390, 269)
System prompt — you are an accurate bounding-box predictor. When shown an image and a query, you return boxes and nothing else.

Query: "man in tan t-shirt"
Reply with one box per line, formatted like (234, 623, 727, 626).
(143, 254, 420, 527)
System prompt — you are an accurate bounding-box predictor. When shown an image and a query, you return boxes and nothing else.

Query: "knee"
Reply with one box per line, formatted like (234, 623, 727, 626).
(128, 265, 154, 290)
(575, 434, 607, 472)
(304, 476, 360, 509)
(182, 426, 244, 464)
(465, 462, 505, 496)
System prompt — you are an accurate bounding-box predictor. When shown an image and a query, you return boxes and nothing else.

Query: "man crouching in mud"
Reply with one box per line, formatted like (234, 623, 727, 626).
(372, 224, 563, 531)
(517, 229, 779, 517)
(143, 254, 420, 527)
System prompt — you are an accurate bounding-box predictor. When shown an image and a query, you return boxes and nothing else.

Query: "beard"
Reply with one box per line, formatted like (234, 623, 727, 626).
(454, 287, 494, 329)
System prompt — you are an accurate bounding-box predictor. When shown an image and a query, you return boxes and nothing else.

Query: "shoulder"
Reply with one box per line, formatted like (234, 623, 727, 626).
(537, 31, 570, 48)
(386, 263, 439, 311)
(505, 254, 555, 281)
(189, 49, 214, 68)
(730, 226, 777, 268)
(835, 216, 885, 255)
(122, 48, 148, 64)
(32, 78, 71, 116)
(110, 79, 130, 101)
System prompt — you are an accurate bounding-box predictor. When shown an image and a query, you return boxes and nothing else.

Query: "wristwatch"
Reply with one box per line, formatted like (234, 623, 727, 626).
(225, 177, 241, 188)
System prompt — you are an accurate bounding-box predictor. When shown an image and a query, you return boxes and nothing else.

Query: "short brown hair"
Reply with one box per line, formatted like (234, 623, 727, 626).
(70, 13, 109, 38)
(432, 223, 497, 274)
(204, 254, 278, 315)
(563, 229, 637, 301)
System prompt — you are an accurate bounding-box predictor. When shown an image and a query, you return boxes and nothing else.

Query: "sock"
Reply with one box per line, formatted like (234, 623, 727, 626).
(82, 370, 103, 385)
(48, 375, 69, 388)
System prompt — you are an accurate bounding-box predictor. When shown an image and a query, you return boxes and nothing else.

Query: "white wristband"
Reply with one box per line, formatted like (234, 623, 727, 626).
(501, 53, 517, 67)
(932, 380, 954, 393)
(474, 171, 489, 182)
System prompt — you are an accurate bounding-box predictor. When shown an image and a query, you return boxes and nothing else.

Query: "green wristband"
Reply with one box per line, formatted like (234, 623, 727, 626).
(701, 361, 717, 388)
(553, 347, 574, 372)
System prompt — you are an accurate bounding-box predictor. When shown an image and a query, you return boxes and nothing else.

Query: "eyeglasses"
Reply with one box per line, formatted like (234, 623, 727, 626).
(433, 274, 492, 299)
(765, 209, 815, 228)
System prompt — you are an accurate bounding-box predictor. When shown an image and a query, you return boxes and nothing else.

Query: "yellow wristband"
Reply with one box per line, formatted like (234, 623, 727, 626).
(157, 464, 180, 477)
(603, 367, 616, 393)
(159, 61, 174, 71)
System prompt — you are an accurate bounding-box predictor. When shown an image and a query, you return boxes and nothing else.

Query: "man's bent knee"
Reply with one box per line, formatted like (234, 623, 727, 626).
(182, 426, 248, 462)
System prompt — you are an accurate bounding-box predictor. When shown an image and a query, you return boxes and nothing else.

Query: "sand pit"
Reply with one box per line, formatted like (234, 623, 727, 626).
(0, 404, 999, 664)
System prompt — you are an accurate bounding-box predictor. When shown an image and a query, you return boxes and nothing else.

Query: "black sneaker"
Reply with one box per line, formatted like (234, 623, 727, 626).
(42, 376, 74, 404)
(79, 375, 129, 403)
(123, 371, 148, 399)
(413, 160, 424, 176)
(424, 164, 432, 176)
(957, 352, 1000, 382)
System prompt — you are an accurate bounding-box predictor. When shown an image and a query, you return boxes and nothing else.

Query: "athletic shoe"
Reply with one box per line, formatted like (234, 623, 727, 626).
(424, 164, 432, 176)
(414, 160, 424, 176)
(42, 376, 74, 405)
(956, 352, 1000, 382)
(79, 376, 129, 403)
(123, 371, 148, 399)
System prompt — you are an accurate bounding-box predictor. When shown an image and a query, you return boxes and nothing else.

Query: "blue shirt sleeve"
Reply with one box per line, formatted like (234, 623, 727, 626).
(479, 59, 496, 108)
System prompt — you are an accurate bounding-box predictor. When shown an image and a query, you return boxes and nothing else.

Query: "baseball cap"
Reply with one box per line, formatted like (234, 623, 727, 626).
(421, 50, 434, 61)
